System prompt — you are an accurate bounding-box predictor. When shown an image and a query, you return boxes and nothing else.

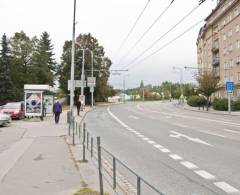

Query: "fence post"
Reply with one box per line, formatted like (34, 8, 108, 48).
(97, 136, 104, 195)
(113, 157, 116, 190)
(79, 124, 81, 139)
(82, 122, 86, 162)
(91, 137, 93, 158)
(87, 132, 89, 149)
(72, 117, 75, 145)
(75, 122, 78, 135)
(137, 176, 141, 195)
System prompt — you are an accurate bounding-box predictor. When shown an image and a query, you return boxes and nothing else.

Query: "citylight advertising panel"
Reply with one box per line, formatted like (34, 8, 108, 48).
(24, 91, 43, 116)
(43, 95, 54, 114)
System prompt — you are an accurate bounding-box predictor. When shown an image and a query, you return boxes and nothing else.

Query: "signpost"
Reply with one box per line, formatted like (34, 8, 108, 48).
(225, 81, 235, 114)
(87, 77, 96, 107)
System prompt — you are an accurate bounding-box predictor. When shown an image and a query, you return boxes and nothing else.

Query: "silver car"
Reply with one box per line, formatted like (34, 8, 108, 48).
(0, 112, 11, 126)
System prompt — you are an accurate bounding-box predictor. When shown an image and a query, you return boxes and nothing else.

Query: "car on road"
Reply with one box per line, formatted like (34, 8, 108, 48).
(0, 112, 11, 126)
(0, 102, 24, 119)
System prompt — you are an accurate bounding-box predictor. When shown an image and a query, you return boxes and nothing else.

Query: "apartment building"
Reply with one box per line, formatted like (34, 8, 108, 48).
(197, 0, 240, 99)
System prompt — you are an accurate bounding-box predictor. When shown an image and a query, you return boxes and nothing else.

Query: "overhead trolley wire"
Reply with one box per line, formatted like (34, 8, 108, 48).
(112, 0, 151, 62)
(126, 19, 205, 70)
(116, 0, 176, 67)
(121, 0, 207, 70)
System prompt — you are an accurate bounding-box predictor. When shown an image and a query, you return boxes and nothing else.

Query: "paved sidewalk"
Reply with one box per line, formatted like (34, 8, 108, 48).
(174, 102, 240, 116)
(0, 106, 106, 195)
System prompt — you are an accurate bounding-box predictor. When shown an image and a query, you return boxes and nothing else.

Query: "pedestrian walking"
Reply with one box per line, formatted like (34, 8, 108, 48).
(76, 99, 81, 116)
(53, 100, 62, 124)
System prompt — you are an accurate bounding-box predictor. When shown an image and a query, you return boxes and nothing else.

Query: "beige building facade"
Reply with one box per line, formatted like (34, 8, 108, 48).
(197, 0, 240, 99)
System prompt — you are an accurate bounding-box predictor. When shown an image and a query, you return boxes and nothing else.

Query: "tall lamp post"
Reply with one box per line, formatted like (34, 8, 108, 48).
(70, 0, 76, 113)
(173, 66, 183, 103)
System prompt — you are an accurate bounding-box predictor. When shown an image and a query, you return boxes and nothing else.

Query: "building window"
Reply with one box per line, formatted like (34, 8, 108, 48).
(236, 40, 240, 49)
(228, 44, 233, 53)
(223, 33, 226, 41)
(236, 56, 240, 64)
(236, 24, 240, 32)
(228, 29, 232, 37)
(238, 72, 240, 81)
(234, 8, 239, 17)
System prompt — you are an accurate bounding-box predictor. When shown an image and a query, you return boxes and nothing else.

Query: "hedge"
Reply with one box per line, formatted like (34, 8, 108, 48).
(187, 95, 207, 107)
(212, 98, 240, 111)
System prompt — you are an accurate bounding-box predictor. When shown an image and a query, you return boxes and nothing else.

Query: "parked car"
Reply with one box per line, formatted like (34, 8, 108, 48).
(0, 113, 11, 126)
(1, 102, 24, 119)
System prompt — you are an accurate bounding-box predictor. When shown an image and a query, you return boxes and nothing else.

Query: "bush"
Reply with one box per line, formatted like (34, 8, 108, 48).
(212, 98, 228, 111)
(187, 95, 206, 107)
(231, 99, 240, 111)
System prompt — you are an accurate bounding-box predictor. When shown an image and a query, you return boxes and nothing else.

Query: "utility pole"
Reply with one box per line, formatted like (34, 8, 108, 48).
(123, 79, 126, 103)
(173, 66, 183, 103)
(81, 49, 85, 96)
(70, 0, 76, 113)
(227, 66, 231, 114)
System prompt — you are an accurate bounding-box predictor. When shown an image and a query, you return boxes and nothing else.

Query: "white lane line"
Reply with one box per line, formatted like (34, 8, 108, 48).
(148, 140, 155, 144)
(194, 170, 216, 180)
(107, 107, 128, 128)
(142, 137, 149, 141)
(137, 134, 144, 137)
(197, 130, 226, 138)
(154, 144, 163, 148)
(160, 148, 170, 153)
(169, 154, 183, 160)
(128, 115, 139, 120)
(223, 129, 240, 135)
(214, 182, 240, 194)
(173, 123, 188, 128)
(180, 161, 198, 169)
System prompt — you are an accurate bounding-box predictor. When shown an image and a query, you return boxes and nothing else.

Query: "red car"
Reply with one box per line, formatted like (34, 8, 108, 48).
(1, 102, 24, 119)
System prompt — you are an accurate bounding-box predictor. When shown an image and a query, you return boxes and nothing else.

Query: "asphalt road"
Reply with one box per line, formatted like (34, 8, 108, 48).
(83, 101, 240, 195)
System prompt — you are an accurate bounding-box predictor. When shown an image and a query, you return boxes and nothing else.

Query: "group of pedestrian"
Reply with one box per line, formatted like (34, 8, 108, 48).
(52, 97, 82, 124)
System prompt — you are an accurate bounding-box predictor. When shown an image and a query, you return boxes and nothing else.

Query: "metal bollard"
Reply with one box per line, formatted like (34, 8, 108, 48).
(91, 137, 93, 158)
(75, 122, 78, 135)
(79, 124, 81, 139)
(97, 137, 104, 195)
(113, 157, 116, 190)
(72, 117, 75, 145)
(83, 123, 86, 161)
(137, 176, 141, 195)
(87, 132, 89, 149)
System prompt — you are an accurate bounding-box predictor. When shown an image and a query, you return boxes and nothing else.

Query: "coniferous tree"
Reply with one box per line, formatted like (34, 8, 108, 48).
(0, 34, 15, 104)
(31, 32, 56, 85)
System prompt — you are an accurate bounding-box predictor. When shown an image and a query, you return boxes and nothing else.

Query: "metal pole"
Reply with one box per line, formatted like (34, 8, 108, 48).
(91, 137, 93, 158)
(70, 0, 76, 112)
(228, 68, 231, 114)
(113, 157, 116, 190)
(72, 118, 75, 145)
(91, 51, 94, 107)
(137, 176, 141, 195)
(97, 137, 104, 195)
(83, 123, 86, 161)
(81, 49, 85, 96)
(123, 79, 125, 103)
(87, 132, 89, 149)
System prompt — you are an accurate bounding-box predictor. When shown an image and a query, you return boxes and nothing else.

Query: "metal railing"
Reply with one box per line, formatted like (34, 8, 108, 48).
(67, 115, 165, 195)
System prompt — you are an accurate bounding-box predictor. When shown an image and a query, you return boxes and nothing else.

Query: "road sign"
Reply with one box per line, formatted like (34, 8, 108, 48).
(225, 81, 235, 92)
(75, 80, 86, 88)
(87, 77, 96, 87)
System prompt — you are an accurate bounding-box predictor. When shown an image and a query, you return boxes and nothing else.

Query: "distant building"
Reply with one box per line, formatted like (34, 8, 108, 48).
(197, 0, 240, 98)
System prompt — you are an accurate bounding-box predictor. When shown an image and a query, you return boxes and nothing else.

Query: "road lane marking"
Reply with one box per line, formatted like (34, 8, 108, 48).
(214, 182, 240, 194)
(194, 170, 216, 180)
(107, 107, 128, 128)
(180, 161, 198, 169)
(169, 154, 183, 160)
(154, 144, 163, 148)
(160, 148, 170, 153)
(223, 129, 240, 135)
(197, 130, 226, 138)
(173, 123, 188, 128)
(128, 115, 139, 120)
(142, 137, 149, 141)
(137, 134, 144, 137)
(170, 131, 212, 146)
(148, 140, 155, 144)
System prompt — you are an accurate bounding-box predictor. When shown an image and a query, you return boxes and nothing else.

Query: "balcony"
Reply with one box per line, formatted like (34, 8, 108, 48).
(212, 57, 220, 66)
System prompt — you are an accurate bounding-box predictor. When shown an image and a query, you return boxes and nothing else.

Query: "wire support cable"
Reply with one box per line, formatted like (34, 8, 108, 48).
(116, 0, 176, 67)
(121, 0, 206, 70)
(113, 0, 151, 61)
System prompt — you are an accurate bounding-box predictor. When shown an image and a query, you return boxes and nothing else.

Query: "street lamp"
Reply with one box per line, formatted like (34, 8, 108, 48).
(173, 66, 184, 103)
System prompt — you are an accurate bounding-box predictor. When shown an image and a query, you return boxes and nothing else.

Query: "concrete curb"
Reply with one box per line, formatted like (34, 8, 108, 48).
(174, 103, 240, 116)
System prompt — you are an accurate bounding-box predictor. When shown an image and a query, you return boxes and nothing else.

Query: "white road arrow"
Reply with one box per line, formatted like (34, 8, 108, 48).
(170, 131, 212, 147)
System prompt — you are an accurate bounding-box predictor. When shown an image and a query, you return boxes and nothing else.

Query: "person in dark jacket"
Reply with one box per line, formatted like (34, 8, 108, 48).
(53, 100, 62, 123)
(76, 99, 81, 116)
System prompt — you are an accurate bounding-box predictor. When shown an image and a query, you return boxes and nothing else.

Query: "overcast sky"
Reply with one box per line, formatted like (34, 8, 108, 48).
(0, 0, 217, 89)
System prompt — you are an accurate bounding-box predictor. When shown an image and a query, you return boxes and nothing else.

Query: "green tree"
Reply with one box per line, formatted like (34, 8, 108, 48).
(0, 34, 15, 104)
(10, 31, 37, 99)
(31, 32, 56, 85)
(58, 33, 113, 103)
(196, 71, 220, 110)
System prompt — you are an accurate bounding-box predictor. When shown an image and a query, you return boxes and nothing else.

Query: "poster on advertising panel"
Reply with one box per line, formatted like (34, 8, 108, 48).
(24, 91, 43, 116)
(43, 95, 53, 114)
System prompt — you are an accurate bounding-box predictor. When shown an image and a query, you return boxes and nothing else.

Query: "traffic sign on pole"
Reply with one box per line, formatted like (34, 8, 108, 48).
(225, 81, 235, 92)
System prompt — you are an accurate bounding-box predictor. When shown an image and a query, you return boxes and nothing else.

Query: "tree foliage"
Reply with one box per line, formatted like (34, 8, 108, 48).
(58, 33, 114, 102)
